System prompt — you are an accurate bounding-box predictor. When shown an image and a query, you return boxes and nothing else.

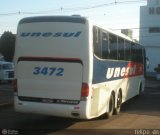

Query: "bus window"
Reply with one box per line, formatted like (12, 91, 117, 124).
(137, 45, 143, 63)
(109, 34, 117, 60)
(93, 26, 102, 58)
(124, 41, 131, 61)
(118, 37, 125, 60)
(102, 32, 109, 59)
(131, 43, 138, 62)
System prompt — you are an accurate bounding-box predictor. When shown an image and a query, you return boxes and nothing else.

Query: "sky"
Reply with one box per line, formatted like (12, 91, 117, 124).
(0, 0, 147, 40)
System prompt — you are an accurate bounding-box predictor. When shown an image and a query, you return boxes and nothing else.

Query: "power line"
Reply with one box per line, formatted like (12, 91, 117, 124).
(0, 0, 146, 16)
(0, 11, 21, 16)
(62, 0, 146, 11)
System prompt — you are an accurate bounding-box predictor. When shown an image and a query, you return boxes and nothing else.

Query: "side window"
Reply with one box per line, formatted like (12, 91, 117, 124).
(102, 32, 109, 59)
(140, 46, 144, 64)
(136, 45, 143, 63)
(109, 34, 117, 60)
(131, 43, 138, 62)
(118, 37, 125, 60)
(125, 41, 131, 61)
(93, 26, 102, 58)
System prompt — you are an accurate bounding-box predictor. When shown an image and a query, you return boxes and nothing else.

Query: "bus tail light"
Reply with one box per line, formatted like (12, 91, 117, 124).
(81, 83, 89, 98)
(13, 79, 18, 92)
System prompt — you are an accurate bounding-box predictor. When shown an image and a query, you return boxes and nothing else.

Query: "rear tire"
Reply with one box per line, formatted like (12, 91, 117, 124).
(139, 83, 143, 96)
(104, 94, 114, 119)
(114, 91, 122, 115)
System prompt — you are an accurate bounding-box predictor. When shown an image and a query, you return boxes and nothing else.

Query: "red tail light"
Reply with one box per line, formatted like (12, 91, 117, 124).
(81, 83, 89, 97)
(13, 79, 17, 92)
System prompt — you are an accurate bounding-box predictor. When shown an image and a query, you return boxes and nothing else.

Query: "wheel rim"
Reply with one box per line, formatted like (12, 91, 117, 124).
(117, 92, 121, 108)
(109, 95, 114, 113)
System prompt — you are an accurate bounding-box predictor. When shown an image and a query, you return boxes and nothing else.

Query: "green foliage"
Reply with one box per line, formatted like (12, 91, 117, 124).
(0, 31, 15, 61)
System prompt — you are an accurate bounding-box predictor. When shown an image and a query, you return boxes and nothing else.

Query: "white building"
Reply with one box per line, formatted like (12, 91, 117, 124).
(140, 0, 160, 76)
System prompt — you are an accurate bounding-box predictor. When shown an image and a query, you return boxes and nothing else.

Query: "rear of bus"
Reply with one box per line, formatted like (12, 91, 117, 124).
(14, 16, 92, 119)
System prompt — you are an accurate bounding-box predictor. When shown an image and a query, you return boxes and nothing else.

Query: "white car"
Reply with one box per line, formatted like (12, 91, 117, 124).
(0, 61, 14, 82)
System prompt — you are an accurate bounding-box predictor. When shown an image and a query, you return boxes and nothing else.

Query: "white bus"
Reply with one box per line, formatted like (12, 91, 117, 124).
(14, 16, 145, 119)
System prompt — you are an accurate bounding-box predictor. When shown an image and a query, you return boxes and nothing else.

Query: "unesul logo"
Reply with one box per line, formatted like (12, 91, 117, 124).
(20, 31, 82, 38)
(106, 62, 143, 79)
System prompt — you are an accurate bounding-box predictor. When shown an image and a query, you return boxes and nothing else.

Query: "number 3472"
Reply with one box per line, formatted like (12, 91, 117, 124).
(33, 66, 64, 76)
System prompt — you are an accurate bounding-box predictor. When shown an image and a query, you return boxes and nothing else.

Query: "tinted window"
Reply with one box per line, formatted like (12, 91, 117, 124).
(93, 27, 101, 58)
(102, 32, 109, 59)
(109, 34, 117, 60)
(149, 27, 160, 33)
(124, 41, 131, 61)
(137, 45, 143, 63)
(93, 26, 143, 62)
(118, 37, 125, 60)
(131, 43, 138, 62)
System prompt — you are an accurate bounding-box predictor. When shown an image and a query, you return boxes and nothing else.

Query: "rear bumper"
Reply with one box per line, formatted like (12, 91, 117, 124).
(14, 96, 89, 119)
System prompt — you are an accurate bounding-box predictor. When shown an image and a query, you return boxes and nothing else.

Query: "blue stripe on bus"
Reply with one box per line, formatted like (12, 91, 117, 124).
(92, 56, 143, 84)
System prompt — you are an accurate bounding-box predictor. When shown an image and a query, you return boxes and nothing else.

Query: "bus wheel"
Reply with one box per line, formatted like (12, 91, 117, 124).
(139, 83, 143, 96)
(105, 94, 114, 119)
(114, 91, 122, 115)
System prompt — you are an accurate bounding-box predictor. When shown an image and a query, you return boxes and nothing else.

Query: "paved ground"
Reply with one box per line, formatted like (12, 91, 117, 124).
(0, 79, 160, 135)
(0, 82, 13, 106)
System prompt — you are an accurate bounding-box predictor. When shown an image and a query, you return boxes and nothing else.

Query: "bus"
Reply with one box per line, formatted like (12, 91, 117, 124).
(13, 15, 145, 119)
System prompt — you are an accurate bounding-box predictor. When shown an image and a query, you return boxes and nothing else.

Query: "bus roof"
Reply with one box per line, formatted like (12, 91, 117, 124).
(93, 22, 135, 43)
(19, 15, 87, 25)
(18, 15, 141, 46)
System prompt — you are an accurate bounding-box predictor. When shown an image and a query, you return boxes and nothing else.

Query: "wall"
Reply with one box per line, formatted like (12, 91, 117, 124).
(139, 0, 160, 75)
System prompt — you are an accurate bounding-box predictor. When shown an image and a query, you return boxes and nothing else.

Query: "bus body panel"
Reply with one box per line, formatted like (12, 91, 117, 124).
(17, 60, 83, 100)
(15, 20, 91, 84)
(14, 96, 90, 119)
(14, 16, 92, 119)
(90, 56, 145, 117)
(15, 22, 86, 59)
(90, 76, 144, 117)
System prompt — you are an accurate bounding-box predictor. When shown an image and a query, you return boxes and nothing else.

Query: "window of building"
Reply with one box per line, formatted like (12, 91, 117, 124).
(149, 27, 160, 33)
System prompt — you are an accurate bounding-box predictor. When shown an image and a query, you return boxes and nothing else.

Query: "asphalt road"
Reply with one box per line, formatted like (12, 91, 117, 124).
(0, 80, 160, 135)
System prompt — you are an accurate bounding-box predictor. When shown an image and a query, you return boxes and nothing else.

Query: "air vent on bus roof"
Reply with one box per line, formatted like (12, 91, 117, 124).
(72, 15, 81, 17)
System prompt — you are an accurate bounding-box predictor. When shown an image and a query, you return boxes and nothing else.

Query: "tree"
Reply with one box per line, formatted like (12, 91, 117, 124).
(0, 31, 15, 61)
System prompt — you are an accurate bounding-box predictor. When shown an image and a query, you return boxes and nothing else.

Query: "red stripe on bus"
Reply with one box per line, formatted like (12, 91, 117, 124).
(17, 56, 83, 65)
